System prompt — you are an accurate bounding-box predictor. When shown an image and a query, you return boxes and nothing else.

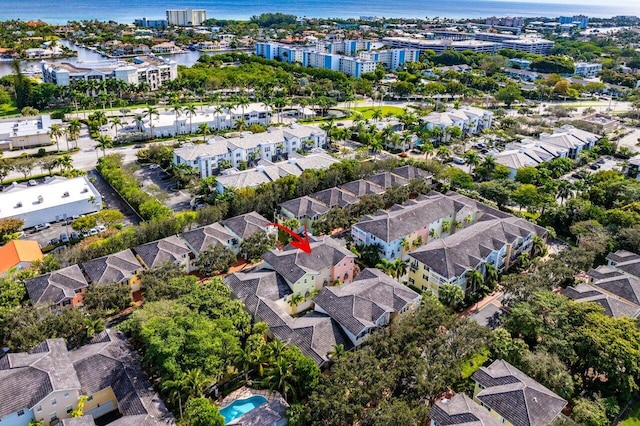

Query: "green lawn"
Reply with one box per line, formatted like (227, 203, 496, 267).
(352, 106, 405, 119)
(621, 401, 640, 426)
(460, 348, 489, 379)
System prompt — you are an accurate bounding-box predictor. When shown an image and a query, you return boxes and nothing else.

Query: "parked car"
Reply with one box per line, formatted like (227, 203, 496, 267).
(596, 158, 605, 165)
(88, 228, 99, 236)
(474, 143, 486, 149)
(134, 144, 144, 148)
(49, 238, 60, 245)
(452, 157, 466, 165)
(34, 223, 51, 232)
(27, 179, 37, 186)
(70, 232, 80, 240)
(96, 225, 106, 233)
(81, 230, 91, 238)
(589, 164, 600, 170)
(149, 164, 160, 170)
(60, 233, 70, 243)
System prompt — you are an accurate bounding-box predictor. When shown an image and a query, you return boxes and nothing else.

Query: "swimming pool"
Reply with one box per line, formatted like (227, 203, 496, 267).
(220, 395, 268, 424)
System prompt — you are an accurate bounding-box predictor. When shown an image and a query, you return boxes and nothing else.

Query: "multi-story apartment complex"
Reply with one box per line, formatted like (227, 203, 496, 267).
(166, 8, 206, 26)
(559, 15, 589, 29)
(421, 106, 493, 136)
(172, 124, 327, 178)
(42, 55, 178, 90)
(407, 211, 547, 295)
(575, 62, 602, 77)
(254, 42, 418, 77)
(383, 37, 501, 54)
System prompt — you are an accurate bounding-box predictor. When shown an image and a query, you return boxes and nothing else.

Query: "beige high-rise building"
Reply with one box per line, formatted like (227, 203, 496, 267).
(166, 8, 206, 26)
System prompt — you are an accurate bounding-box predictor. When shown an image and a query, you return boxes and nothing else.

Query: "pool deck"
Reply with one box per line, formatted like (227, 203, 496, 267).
(219, 386, 283, 408)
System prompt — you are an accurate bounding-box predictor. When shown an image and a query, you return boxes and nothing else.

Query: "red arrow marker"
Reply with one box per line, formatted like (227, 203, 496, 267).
(268, 222, 313, 254)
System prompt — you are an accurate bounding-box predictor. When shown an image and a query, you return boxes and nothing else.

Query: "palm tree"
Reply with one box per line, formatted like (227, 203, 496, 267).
(437, 146, 450, 161)
(171, 103, 183, 136)
(371, 108, 383, 122)
(376, 258, 396, 278)
(556, 181, 572, 205)
(214, 104, 225, 130)
(265, 339, 288, 362)
(67, 118, 81, 149)
(182, 369, 210, 400)
(233, 346, 254, 382)
(56, 154, 73, 171)
(479, 156, 497, 180)
(198, 122, 210, 143)
(327, 343, 347, 360)
(162, 376, 186, 419)
(264, 357, 297, 401)
(235, 118, 247, 132)
(392, 258, 407, 279)
(400, 237, 410, 253)
(484, 263, 499, 291)
(466, 269, 484, 297)
(84, 318, 104, 339)
(110, 117, 122, 141)
(96, 134, 113, 157)
(429, 228, 438, 239)
(185, 103, 198, 134)
(288, 293, 305, 314)
(464, 151, 480, 175)
(145, 105, 159, 138)
(49, 124, 64, 152)
(441, 220, 451, 234)
(531, 235, 547, 258)
(421, 142, 435, 159)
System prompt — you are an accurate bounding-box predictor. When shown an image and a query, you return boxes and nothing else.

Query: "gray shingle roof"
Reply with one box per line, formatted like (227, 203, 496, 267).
(409, 216, 547, 279)
(365, 171, 409, 189)
(313, 268, 421, 336)
(181, 222, 235, 254)
(430, 393, 502, 426)
(224, 271, 292, 316)
(279, 196, 330, 218)
(220, 211, 270, 240)
(69, 329, 175, 424)
(133, 235, 191, 269)
(390, 165, 433, 182)
(61, 416, 97, 426)
(261, 236, 355, 285)
(310, 187, 359, 208)
(565, 283, 640, 318)
(339, 179, 385, 197)
(81, 249, 142, 285)
(472, 360, 567, 426)
(25, 265, 89, 306)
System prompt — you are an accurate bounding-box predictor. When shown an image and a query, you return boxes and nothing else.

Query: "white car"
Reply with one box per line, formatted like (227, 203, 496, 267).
(149, 164, 160, 170)
(88, 228, 99, 236)
(34, 223, 51, 232)
(96, 225, 107, 233)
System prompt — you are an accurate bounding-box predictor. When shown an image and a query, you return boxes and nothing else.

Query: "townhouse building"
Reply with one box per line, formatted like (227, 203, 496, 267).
(351, 192, 483, 261)
(575, 62, 602, 78)
(0, 330, 174, 426)
(81, 249, 145, 301)
(314, 268, 421, 346)
(407, 215, 547, 294)
(25, 265, 89, 310)
(262, 235, 356, 296)
(421, 107, 493, 136)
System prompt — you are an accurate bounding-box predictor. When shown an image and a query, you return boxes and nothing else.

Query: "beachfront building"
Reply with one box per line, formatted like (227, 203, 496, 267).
(172, 124, 327, 178)
(139, 103, 272, 137)
(0, 176, 102, 229)
(41, 56, 178, 90)
(0, 114, 63, 151)
(255, 42, 419, 77)
(166, 8, 206, 26)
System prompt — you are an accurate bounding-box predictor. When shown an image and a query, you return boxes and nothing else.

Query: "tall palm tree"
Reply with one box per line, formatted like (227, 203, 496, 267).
(288, 293, 305, 314)
(327, 343, 347, 360)
(392, 258, 407, 279)
(110, 117, 122, 141)
(421, 142, 435, 159)
(198, 122, 210, 143)
(185, 103, 198, 134)
(479, 156, 497, 180)
(161, 376, 186, 419)
(96, 134, 113, 157)
(556, 181, 572, 205)
(67, 118, 81, 149)
(171, 103, 183, 136)
(371, 108, 383, 122)
(466, 269, 484, 296)
(263, 357, 297, 401)
(214, 104, 225, 130)
(531, 235, 547, 258)
(49, 124, 64, 152)
(484, 263, 499, 291)
(441, 220, 451, 234)
(56, 154, 73, 171)
(84, 318, 105, 339)
(265, 339, 288, 362)
(376, 258, 396, 278)
(464, 151, 480, 175)
(145, 105, 159, 138)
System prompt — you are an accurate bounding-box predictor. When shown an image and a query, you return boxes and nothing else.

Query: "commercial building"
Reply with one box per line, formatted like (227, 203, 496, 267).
(0, 329, 174, 426)
(0, 114, 63, 151)
(42, 56, 178, 90)
(166, 8, 206, 26)
(574, 62, 602, 77)
(498, 37, 555, 54)
(172, 124, 327, 178)
(0, 176, 102, 229)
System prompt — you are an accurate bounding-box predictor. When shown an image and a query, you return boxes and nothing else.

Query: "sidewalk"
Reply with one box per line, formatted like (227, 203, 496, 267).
(458, 289, 504, 318)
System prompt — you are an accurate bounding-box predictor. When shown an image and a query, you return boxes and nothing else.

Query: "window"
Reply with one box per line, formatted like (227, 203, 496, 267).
(50, 413, 58, 421)
(36, 405, 42, 412)
(17, 410, 25, 416)
(64, 392, 69, 398)
(51, 399, 57, 406)
(87, 396, 93, 401)
(66, 405, 73, 414)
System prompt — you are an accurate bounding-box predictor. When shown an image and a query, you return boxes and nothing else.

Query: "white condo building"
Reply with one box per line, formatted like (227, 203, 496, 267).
(134, 102, 272, 138)
(173, 124, 327, 178)
(42, 56, 178, 90)
(166, 8, 207, 26)
(0, 176, 102, 229)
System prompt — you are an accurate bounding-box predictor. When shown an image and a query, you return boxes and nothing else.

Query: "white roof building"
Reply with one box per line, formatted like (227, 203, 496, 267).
(0, 115, 63, 151)
(0, 176, 102, 229)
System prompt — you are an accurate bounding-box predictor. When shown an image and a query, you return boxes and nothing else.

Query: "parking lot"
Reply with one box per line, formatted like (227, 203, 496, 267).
(133, 165, 192, 212)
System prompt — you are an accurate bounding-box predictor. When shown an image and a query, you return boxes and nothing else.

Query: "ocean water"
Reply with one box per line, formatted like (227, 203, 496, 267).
(0, 0, 637, 23)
